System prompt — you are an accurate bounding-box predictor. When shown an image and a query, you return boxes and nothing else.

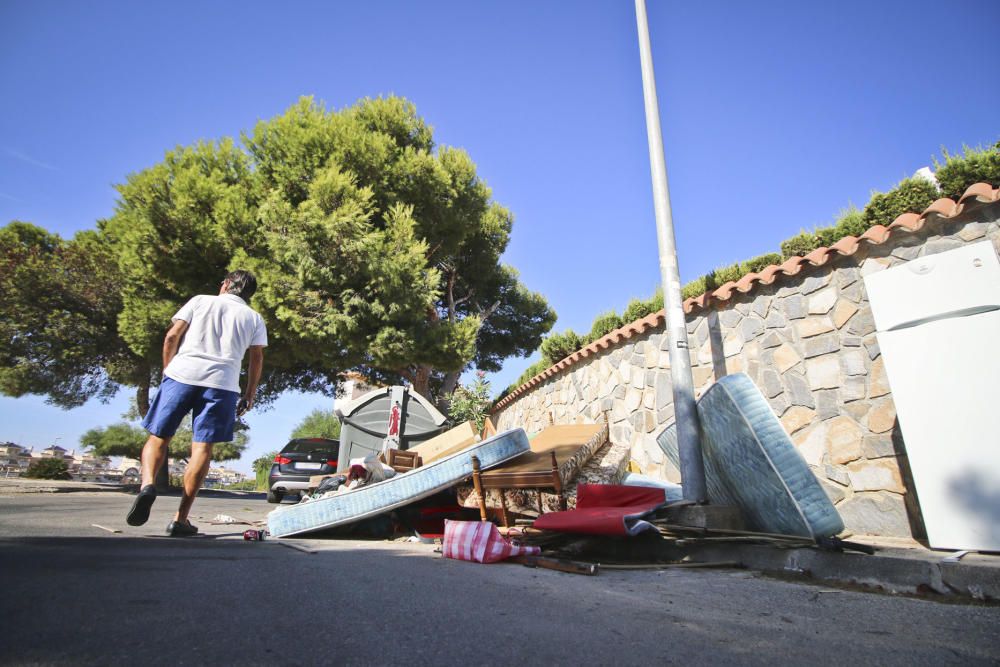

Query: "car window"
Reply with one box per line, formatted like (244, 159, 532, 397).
(282, 439, 339, 454)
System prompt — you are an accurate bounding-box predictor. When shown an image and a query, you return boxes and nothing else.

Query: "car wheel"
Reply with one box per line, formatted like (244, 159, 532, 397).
(266, 490, 283, 504)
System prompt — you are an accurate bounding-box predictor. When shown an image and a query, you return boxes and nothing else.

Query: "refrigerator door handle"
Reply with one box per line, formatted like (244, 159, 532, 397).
(886, 304, 1000, 332)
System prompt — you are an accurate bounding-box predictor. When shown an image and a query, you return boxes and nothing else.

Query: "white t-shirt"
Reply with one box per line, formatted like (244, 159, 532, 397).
(164, 293, 268, 394)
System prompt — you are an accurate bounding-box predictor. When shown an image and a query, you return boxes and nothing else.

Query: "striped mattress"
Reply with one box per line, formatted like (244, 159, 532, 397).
(267, 428, 531, 538)
(656, 373, 843, 539)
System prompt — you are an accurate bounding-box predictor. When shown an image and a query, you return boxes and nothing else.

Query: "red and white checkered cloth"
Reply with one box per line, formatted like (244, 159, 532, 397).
(442, 520, 541, 563)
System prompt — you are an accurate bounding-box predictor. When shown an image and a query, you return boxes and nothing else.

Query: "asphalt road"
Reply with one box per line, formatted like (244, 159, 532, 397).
(1, 491, 998, 666)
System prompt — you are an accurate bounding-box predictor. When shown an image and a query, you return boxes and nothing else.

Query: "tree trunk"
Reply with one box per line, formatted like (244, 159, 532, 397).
(411, 365, 432, 402)
(136, 378, 150, 417)
(436, 370, 462, 415)
(441, 370, 461, 397)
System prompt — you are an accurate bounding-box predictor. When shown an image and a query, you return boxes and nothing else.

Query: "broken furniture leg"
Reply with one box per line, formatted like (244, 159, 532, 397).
(471, 455, 488, 522)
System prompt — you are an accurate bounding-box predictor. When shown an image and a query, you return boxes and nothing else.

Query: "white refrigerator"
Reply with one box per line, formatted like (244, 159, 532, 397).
(864, 240, 1000, 551)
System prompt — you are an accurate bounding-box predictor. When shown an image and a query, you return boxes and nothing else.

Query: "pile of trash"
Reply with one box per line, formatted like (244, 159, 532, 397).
(297, 454, 397, 504)
(264, 377, 862, 576)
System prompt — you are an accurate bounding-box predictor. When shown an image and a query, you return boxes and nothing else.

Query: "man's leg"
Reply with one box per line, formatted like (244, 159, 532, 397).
(174, 441, 213, 524)
(140, 435, 172, 488)
(127, 434, 173, 527)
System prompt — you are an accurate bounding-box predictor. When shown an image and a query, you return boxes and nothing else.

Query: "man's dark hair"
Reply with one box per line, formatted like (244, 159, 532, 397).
(224, 270, 258, 300)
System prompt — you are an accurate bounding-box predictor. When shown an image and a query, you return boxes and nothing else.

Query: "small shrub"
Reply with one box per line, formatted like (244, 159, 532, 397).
(830, 206, 867, 239)
(25, 458, 71, 480)
(934, 141, 1000, 200)
(650, 290, 664, 312)
(787, 208, 866, 255)
(681, 275, 709, 300)
(622, 290, 663, 324)
(711, 262, 743, 286)
(781, 230, 822, 259)
(540, 329, 584, 365)
(506, 358, 550, 393)
(814, 225, 840, 248)
(589, 311, 623, 341)
(741, 253, 783, 274)
(861, 177, 939, 229)
(707, 253, 781, 285)
(449, 371, 492, 432)
(253, 450, 278, 490)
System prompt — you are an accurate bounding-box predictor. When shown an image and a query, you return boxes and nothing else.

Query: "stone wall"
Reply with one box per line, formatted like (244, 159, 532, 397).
(494, 202, 1000, 539)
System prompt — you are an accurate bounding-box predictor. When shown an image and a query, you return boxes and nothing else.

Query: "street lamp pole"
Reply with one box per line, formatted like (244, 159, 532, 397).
(634, 0, 707, 503)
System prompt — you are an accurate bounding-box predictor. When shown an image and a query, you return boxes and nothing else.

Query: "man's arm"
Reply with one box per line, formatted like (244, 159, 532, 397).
(239, 345, 265, 415)
(162, 319, 190, 371)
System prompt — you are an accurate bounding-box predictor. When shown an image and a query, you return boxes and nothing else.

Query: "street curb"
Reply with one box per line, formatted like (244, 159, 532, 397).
(0, 481, 130, 495)
(679, 543, 1000, 602)
(0, 480, 263, 499)
(557, 535, 998, 603)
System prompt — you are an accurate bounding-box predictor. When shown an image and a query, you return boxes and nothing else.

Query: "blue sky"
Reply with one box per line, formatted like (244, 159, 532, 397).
(1, 0, 997, 472)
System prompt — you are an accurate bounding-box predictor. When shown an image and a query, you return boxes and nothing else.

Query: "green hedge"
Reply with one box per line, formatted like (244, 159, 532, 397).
(588, 311, 623, 342)
(25, 458, 71, 480)
(540, 329, 584, 364)
(860, 177, 939, 230)
(934, 141, 1000, 200)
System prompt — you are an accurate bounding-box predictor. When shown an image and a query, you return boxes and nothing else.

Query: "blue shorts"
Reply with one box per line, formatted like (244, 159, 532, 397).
(142, 377, 239, 443)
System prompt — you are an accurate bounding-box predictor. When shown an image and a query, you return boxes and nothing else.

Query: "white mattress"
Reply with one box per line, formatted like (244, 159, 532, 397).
(656, 373, 843, 539)
(267, 428, 531, 537)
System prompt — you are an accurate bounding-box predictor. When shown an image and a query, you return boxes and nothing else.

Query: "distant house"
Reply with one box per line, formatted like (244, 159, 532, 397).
(0, 443, 32, 476)
(69, 450, 113, 481)
(118, 457, 190, 480)
(207, 466, 246, 487)
(0, 442, 26, 458)
(39, 445, 72, 461)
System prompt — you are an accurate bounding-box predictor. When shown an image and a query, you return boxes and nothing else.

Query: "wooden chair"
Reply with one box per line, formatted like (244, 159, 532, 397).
(465, 423, 608, 528)
(385, 448, 422, 473)
(471, 450, 564, 528)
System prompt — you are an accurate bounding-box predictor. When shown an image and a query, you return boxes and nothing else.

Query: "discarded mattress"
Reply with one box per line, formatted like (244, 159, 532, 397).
(267, 428, 531, 538)
(533, 484, 667, 537)
(656, 373, 843, 539)
(621, 472, 684, 503)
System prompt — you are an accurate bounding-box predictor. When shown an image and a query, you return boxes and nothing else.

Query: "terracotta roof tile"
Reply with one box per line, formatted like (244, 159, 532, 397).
(493, 184, 999, 412)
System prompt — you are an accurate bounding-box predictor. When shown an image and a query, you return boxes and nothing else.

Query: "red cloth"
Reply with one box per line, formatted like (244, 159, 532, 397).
(442, 520, 541, 563)
(532, 484, 666, 536)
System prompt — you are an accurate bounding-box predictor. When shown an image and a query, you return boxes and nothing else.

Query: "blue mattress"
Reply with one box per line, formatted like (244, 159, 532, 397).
(268, 429, 531, 538)
(656, 373, 843, 539)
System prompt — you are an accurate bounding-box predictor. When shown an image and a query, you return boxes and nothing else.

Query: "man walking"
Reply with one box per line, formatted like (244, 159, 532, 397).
(126, 270, 267, 536)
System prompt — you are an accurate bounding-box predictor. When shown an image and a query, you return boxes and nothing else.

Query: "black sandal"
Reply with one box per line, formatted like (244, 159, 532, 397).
(126, 485, 157, 526)
(166, 520, 199, 537)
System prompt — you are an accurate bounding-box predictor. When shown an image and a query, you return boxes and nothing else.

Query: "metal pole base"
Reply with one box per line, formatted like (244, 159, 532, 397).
(662, 504, 746, 531)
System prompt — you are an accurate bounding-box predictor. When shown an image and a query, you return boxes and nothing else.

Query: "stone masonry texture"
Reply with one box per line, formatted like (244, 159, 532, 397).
(494, 206, 1000, 539)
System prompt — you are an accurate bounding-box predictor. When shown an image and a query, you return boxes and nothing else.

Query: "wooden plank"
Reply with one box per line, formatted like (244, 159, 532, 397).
(91, 524, 121, 534)
(512, 555, 599, 576)
(409, 421, 478, 464)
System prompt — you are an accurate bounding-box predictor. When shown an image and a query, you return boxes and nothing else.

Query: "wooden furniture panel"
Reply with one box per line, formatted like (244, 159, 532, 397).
(468, 423, 607, 527)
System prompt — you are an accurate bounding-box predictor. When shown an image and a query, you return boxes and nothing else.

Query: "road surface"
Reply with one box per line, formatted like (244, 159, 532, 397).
(1, 491, 998, 665)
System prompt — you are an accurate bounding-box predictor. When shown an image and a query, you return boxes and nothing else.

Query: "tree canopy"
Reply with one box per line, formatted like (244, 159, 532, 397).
(289, 408, 341, 440)
(238, 97, 555, 399)
(1, 95, 555, 457)
(0, 222, 146, 408)
(80, 419, 248, 462)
